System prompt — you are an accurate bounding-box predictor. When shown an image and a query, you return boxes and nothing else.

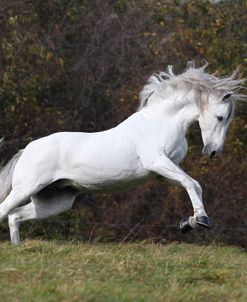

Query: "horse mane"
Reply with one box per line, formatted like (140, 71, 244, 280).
(138, 62, 246, 110)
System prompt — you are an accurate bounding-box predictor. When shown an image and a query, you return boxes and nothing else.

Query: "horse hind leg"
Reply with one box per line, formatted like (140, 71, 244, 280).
(8, 188, 78, 244)
(0, 186, 38, 223)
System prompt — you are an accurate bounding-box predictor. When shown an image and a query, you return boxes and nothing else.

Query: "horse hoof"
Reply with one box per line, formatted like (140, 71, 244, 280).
(196, 216, 211, 229)
(179, 219, 193, 234)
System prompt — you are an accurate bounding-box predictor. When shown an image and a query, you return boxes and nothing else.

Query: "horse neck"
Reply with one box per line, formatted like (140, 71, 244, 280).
(142, 88, 200, 133)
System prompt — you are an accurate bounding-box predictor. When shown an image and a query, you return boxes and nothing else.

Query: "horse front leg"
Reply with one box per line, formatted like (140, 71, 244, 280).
(144, 154, 211, 233)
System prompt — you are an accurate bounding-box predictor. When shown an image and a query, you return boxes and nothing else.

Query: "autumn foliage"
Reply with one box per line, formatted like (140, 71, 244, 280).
(0, 0, 246, 246)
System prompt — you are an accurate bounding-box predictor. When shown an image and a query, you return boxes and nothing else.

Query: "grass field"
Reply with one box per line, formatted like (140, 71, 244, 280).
(0, 240, 246, 302)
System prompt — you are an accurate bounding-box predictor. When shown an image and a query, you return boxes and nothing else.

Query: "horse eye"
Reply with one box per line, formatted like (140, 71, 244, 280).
(217, 116, 224, 122)
(222, 93, 231, 101)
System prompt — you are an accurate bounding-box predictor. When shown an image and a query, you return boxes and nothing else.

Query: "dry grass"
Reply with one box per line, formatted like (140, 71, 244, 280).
(0, 240, 246, 302)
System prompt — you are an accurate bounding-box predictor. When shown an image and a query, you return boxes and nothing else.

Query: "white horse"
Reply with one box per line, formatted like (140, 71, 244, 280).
(0, 62, 245, 244)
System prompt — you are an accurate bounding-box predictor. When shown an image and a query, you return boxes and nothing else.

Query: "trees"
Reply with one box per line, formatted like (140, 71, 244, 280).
(0, 0, 246, 245)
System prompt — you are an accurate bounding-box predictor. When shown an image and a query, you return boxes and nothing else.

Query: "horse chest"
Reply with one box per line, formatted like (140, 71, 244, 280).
(165, 134, 188, 164)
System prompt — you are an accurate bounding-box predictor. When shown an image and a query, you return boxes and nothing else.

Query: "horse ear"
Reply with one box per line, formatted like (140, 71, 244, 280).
(222, 93, 232, 102)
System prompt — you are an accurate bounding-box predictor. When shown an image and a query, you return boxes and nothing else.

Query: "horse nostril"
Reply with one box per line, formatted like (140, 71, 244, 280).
(210, 151, 217, 158)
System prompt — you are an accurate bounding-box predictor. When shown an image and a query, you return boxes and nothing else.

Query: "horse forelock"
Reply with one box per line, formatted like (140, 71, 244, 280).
(138, 62, 246, 110)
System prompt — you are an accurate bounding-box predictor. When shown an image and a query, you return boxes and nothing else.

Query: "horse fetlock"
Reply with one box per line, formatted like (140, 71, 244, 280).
(188, 216, 197, 228)
(8, 215, 21, 244)
(10, 229, 21, 245)
(194, 207, 207, 217)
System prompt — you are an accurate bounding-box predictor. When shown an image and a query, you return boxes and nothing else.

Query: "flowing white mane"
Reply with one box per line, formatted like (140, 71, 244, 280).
(139, 62, 246, 109)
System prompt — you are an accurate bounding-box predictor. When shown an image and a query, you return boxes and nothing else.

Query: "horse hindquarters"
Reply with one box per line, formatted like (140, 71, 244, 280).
(8, 187, 78, 244)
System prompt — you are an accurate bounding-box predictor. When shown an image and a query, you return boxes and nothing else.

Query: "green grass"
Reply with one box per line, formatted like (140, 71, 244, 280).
(0, 241, 246, 302)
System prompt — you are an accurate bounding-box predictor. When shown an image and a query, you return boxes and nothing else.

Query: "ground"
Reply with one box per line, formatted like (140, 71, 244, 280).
(0, 240, 246, 302)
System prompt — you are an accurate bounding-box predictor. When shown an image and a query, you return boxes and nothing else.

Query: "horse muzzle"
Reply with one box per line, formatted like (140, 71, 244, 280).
(202, 145, 220, 158)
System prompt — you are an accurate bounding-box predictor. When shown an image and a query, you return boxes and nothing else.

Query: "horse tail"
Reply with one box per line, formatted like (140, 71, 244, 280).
(0, 143, 23, 203)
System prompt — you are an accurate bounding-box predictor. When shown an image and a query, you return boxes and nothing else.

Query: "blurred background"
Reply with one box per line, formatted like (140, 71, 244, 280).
(0, 0, 246, 247)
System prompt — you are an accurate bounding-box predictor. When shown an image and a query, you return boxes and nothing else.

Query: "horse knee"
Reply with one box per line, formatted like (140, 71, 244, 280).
(181, 177, 195, 191)
(193, 180, 202, 196)
(182, 177, 202, 195)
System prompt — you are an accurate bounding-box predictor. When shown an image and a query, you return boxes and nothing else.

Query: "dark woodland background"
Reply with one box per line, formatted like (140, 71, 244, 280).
(0, 0, 246, 246)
